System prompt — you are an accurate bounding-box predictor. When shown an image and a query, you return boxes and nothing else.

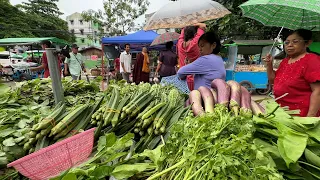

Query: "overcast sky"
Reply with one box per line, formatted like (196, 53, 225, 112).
(10, 0, 170, 25)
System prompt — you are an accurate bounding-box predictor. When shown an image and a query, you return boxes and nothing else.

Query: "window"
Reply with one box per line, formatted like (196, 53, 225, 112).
(70, 29, 75, 34)
(79, 20, 83, 25)
(81, 38, 85, 43)
(80, 29, 84, 35)
(70, 20, 74, 25)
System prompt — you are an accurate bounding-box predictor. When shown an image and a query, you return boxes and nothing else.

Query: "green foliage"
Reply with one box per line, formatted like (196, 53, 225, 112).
(207, 0, 284, 40)
(148, 104, 284, 180)
(19, 0, 62, 17)
(254, 100, 320, 179)
(82, 0, 150, 37)
(0, 0, 35, 38)
(0, 0, 74, 43)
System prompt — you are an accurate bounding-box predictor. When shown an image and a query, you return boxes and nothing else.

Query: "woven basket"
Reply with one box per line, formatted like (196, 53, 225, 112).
(161, 75, 190, 94)
(7, 128, 95, 180)
(91, 68, 101, 76)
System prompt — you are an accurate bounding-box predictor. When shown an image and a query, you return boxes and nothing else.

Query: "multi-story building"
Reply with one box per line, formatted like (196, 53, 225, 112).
(66, 12, 100, 49)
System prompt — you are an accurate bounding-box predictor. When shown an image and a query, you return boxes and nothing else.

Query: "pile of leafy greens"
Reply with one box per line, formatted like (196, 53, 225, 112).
(0, 78, 102, 174)
(148, 104, 283, 180)
(53, 133, 163, 180)
(254, 100, 320, 180)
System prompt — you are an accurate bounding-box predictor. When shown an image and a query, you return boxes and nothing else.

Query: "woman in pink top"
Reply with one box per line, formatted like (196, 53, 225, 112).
(177, 23, 206, 67)
(177, 23, 206, 90)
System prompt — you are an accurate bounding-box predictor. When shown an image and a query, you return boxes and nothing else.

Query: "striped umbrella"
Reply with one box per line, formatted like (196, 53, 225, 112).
(240, 0, 320, 31)
(151, 32, 180, 46)
(144, 0, 230, 30)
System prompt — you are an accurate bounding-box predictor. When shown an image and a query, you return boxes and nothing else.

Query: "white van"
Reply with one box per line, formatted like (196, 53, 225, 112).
(0, 51, 12, 67)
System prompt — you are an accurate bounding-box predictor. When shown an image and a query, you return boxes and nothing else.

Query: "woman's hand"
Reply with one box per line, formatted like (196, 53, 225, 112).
(263, 54, 273, 67)
(194, 23, 206, 30)
(184, 59, 190, 65)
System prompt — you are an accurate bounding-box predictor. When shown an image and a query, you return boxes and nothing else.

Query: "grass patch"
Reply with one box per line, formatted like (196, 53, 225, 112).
(85, 60, 99, 69)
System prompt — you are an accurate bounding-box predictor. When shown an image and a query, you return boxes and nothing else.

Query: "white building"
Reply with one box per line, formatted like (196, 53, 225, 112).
(66, 12, 100, 49)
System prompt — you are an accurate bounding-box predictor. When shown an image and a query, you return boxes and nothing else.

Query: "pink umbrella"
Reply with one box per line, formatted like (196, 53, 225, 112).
(151, 32, 180, 46)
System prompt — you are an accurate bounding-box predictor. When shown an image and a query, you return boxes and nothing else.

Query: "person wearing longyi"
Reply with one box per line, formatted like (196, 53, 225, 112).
(155, 41, 178, 82)
(133, 47, 150, 84)
(265, 29, 320, 117)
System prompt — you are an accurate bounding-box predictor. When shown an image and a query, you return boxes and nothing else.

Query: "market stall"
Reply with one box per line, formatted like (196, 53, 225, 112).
(223, 40, 282, 95)
(1, 78, 319, 180)
(100, 30, 163, 84)
(0, 37, 69, 82)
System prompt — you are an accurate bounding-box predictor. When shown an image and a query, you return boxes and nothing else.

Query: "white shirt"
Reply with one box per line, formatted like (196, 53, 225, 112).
(120, 51, 132, 73)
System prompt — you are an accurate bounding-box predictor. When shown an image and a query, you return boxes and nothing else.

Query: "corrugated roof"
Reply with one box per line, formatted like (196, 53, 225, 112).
(224, 40, 281, 46)
(0, 37, 69, 46)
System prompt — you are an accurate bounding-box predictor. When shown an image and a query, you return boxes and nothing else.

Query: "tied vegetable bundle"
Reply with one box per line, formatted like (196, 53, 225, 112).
(188, 79, 265, 117)
(91, 82, 188, 153)
(254, 100, 320, 180)
(21, 97, 103, 154)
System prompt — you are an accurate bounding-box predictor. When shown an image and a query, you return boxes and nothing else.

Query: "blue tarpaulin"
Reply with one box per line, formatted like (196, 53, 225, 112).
(102, 30, 159, 44)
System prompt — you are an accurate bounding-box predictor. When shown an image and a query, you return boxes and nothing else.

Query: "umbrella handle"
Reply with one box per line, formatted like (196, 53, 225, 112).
(269, 26, 284, 55)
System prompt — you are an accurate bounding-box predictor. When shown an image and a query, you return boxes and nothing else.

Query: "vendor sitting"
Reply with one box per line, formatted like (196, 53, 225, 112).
(30, 40, 61, 78)
(177, 32, 226, 89)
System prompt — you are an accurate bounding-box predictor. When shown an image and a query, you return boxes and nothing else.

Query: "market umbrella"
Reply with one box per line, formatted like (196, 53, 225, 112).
(151, 32, 180, 46)
(239, 0, 320, 31)
(144, 0, 231, 30)
(240, 0, 320, 52)
(10, 54, 24, 59)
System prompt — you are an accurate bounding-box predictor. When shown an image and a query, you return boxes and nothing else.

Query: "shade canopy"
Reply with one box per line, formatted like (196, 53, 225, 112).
(102, 30, 159, 44)
(0, 37, 69, 46)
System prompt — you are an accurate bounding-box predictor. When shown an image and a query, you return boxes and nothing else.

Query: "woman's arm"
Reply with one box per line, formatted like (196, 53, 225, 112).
(155, 62, 162, 75)
(264, 54, 276, 84)
(307, 82, 320, 117)
(155, 53, 163, 76)
(190, 24, 205, 45)
(30, 64, 45, 72)
(177, 56, 207, 79)
(179, 28, 185, 41)
(64, 63, 69, 75)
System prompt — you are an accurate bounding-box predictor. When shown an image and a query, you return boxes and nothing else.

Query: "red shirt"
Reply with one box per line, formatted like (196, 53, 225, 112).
(274, 53, 320, 117)
(115, 58, 120, 72)
(177, 27, 204, 67)
(42, 52, 61, 78)
(176, 28, 204, 91)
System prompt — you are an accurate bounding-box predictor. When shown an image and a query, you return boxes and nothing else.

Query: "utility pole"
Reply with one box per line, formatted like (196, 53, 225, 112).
(91, 20, 95, 46)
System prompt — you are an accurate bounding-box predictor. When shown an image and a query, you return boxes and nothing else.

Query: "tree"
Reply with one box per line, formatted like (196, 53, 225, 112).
(207, 0, 283, 40)
(0, 0, 35, 38)
(17, 0, 74, 43)
(82, 0, 150, 37)
(81, 9, 105, 42)
(19, 0, 62, 17)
